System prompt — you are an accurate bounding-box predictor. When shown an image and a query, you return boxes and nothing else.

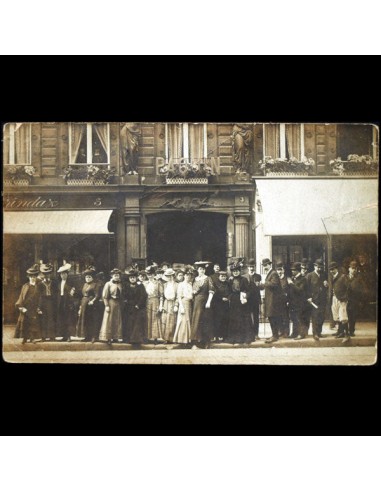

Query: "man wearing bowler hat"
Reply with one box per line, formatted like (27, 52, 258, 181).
(329, 261, 350, 342)
(243, 258, 262, 340)
(306, 259, 328, 341)
(287, 262, 308, 339)
(260, 258, 283, 343)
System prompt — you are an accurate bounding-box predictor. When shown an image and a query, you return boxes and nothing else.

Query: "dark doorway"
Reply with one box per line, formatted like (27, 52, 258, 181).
(147, 212, 227, 266)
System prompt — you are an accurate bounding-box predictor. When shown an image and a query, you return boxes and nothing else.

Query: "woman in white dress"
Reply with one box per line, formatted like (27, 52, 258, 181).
(160, 268, 179, 342)
(173, 267, 195, 345)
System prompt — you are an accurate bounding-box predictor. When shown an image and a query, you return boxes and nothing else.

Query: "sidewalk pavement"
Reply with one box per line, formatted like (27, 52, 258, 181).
(2, 321, 377, 352)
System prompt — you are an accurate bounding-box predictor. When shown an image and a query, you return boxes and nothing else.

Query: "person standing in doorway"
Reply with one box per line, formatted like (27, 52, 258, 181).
(227, 261, 252, 345)
(275, 262, 290, 338)
(124, 269, 148, 347)
(306, 259, 328, 341)
(287, 262, 308, 340)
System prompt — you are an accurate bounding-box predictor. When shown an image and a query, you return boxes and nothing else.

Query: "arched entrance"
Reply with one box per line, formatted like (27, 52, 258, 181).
(147, 212, 227, 266)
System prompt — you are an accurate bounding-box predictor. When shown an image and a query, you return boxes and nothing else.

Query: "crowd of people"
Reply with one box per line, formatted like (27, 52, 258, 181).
(14, 256, 368, 347)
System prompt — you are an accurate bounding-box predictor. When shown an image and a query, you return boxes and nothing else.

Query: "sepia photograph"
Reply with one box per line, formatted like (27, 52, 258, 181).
(2, 122, 378, 365)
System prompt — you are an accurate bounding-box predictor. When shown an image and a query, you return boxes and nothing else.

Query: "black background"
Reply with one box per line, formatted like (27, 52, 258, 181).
(1, 57, 379, 437)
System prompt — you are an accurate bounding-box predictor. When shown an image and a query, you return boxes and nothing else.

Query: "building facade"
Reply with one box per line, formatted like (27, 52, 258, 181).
(3, 122, 379, 323)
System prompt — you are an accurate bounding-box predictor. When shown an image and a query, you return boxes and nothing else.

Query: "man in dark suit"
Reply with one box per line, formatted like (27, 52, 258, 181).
(243, 258, 262, 341)
(306, 259, 329, 341)
(287, 262, 308, 339)
(56, 263, 77, 342)
(260, 258, 284, 343)
(275, 262, 290, 338)
(347, 260, 366, 336)
(300, 258, 312, 335)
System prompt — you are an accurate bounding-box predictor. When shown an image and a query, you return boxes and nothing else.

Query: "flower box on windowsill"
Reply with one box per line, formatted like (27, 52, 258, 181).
(66, 178, 106, 186)
(265, 171, 310, 177)
(165, 177, 209, 185)
(4, 178, 31, 186)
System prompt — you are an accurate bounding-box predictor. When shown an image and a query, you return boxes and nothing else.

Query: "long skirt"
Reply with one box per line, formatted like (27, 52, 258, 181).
(146, 297, 162, 339)
(161, 299, 177, 342)
(173, 299, 193, 344)
(228, 294, 253, 343)
(76, 297, 98, 339)
(212, 299, 230, 339)
(39, 297, 56, 338)
(191, 293, 210, 341)
(126, 307, 147, 344)
(15, 313, 42, 340)
(99, 298, 123, 341)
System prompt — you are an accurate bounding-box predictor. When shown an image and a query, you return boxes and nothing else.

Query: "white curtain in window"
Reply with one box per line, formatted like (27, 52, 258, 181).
(168, 124, 183, 159)
(189, 124, 204, 160)
(286, 124, 301, 160)
(265, 124, 280, 158)
(3, 125, 10, 164)
(71, 124, 86, 163)
(94, 124, 109, 156)
(15, 124, 31, 164)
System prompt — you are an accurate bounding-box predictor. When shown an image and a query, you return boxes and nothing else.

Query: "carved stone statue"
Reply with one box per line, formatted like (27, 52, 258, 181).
(120, 123, 141, 175)
(232, 124, 253, 174)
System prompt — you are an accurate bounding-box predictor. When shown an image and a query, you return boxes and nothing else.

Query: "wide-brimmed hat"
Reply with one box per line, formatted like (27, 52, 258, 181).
(194, 261, 211, 268)
(229, 262, 242, 271)
(218, 270, 228, 276)
(82, 267, 96, 277)
(275, 262, 284, 269)
(247, 258, 256, 266)
(313, 259, 324, 267)
(163, 268, 176, 277)
(329, 261, 338, 270)
(110, 268, 122, 276)
(145, 265, 156, 275)
(26, 264, 40, 275)
(261, 258, 272, 267)
(126, 269, 138, 278)
(175, 268, 186, 275)
(57, 263, 71, 273)
(291, 262, 302, 271)
(184, 266, 195, 275)
(40, 263, 53, 274)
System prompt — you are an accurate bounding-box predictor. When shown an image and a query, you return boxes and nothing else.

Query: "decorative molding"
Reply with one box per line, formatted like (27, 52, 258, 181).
(160, 196, 215, 212)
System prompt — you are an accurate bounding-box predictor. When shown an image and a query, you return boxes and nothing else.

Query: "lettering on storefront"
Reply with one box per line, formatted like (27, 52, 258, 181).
(4, 196, 59, 209)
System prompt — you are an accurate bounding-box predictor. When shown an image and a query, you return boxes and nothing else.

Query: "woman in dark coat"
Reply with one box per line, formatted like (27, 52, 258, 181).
(210, 270, 231, 342)
(124, 269, 148, 345)
(76, 267, 102, 342)
(227, 261, 252, 344)
(56, 263, 78, 342)
(15, 264, 43, 343)
(39, 263, 57, 341)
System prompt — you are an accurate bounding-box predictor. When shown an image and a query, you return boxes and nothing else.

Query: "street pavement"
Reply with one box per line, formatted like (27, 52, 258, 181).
(3, 321, 377, 365)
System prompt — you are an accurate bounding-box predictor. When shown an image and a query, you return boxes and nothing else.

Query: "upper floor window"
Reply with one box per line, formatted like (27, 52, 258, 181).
(69, 123, 110, 164)
(3, 123, 32, 165)
(165, 123, 208, 162)
(264, 123, 305, 160)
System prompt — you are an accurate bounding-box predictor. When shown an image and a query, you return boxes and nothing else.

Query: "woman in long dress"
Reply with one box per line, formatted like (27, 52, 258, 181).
(160, 268, 179, 342)
(143, 266, 164, 342)
(124, 269, 148, 345)
(210, 270, 231, 342)
(227, 262, 252, 344)
(15, 264, 43, 343)
(76, 267, 102, 342)
(99, 269, 124, 344)
(39, 263, 57, 341)
(173, 267, 194, 345)
(191, 262, 214, 347)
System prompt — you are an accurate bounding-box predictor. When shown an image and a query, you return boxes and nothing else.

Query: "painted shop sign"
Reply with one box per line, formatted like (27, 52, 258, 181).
(3, 196, 59, 209)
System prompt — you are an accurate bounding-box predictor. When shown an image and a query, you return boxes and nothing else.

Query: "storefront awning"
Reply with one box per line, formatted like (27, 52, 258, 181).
(255, 179, 378, 236)
(3, 210, 114, 234)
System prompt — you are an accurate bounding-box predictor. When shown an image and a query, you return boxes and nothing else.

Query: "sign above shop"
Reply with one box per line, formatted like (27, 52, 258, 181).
(4, 196, 59, 209)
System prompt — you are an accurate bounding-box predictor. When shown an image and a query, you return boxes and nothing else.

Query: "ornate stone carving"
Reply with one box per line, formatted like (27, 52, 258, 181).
(120, 123, 141, 175)
(232, 124, 253, 174)
(160, 196, 214, 212)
